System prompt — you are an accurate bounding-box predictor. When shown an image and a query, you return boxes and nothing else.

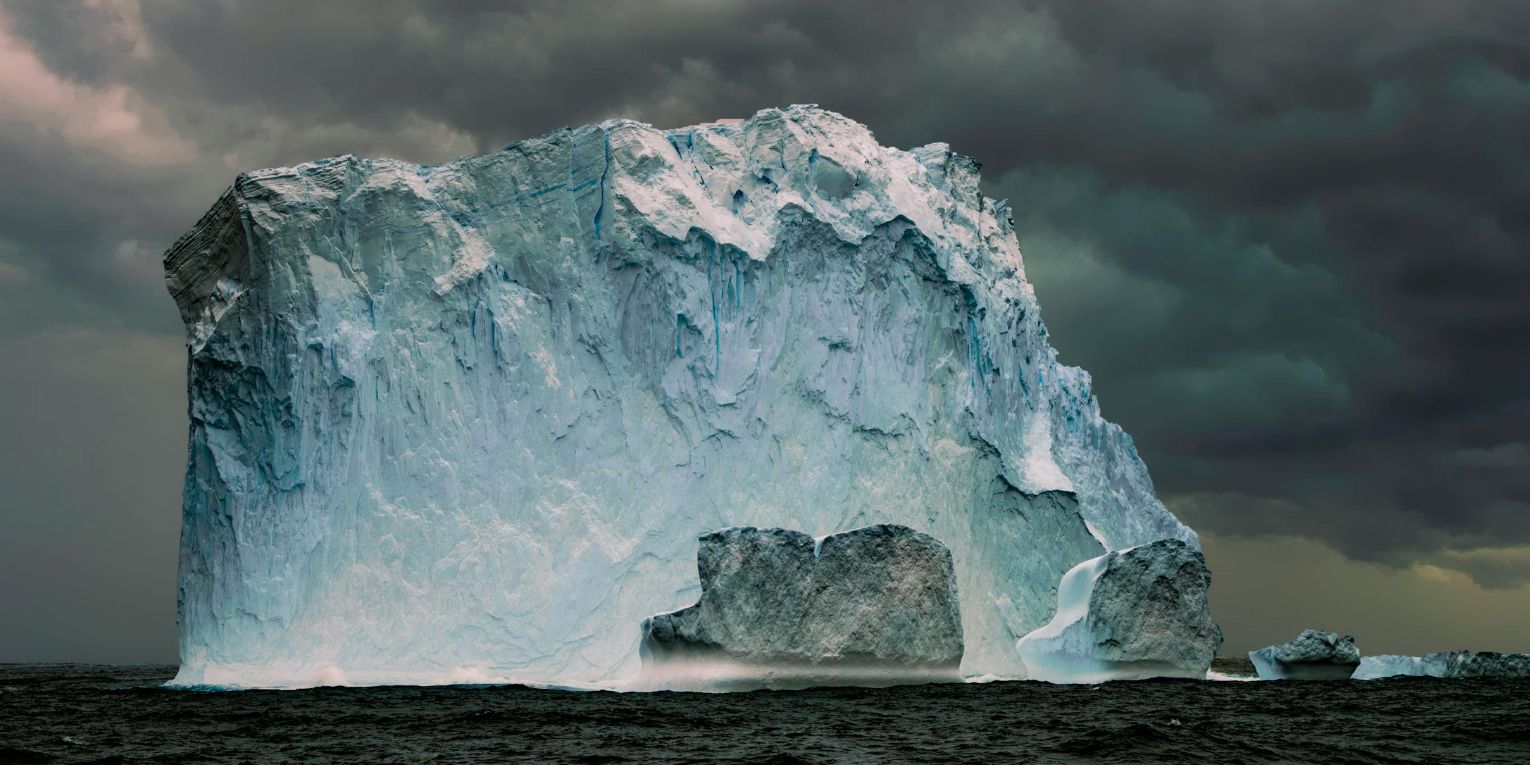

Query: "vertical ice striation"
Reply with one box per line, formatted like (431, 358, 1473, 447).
(164, 105, 1197, 688)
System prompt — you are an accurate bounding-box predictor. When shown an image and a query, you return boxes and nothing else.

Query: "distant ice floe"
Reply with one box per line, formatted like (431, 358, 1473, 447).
(1354, 651, 1530, 680)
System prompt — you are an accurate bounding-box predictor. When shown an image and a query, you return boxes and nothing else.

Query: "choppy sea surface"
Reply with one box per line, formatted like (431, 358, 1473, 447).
(2, 662, 1528, 764)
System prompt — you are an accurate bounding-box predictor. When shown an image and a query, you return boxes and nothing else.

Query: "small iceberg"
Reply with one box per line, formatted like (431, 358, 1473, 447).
(1249, 629, 1359, 680)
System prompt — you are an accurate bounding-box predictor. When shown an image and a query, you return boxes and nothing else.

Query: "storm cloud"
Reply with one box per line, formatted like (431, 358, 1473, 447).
(1, 0, 1526, 660)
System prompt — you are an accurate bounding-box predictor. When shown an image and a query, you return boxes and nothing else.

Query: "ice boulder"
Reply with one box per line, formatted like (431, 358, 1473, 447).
(1016, 539, 1221, 682)
(640, 524, 962, 689)
(163, 104, 1199, 688)
(1249, 630, 1360, 680)
(1355, 651, 1530, 680)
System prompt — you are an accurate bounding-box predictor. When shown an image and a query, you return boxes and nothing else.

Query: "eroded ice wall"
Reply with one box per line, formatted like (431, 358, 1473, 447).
(165, 105, 1195, 688)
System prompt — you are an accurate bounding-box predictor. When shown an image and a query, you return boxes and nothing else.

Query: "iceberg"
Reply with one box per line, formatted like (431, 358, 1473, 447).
(1016, 539, 1221, 683)
(1248, 629, 1360, 680)
(163, 104, 1198, 688)
(1355, 651, 1530, 680)
(639, 524, 962, 690)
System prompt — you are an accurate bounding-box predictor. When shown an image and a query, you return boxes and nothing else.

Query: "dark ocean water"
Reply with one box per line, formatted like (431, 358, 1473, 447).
(2, 663, 1528, 764)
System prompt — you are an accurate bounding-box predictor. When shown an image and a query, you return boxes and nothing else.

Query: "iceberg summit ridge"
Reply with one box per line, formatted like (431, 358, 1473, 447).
(165, 104, 1197, 689)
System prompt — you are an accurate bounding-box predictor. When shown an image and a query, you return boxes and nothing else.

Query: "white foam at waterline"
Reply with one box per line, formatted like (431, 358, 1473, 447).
(1205, 670, 1260, 682)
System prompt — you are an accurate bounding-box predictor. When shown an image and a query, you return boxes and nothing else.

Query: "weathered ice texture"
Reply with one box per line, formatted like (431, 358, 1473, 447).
(641, 524, 961, 689)
(1016, 539, 1221, 682)
(1355, 651, 1530, 680)
(164, 104, 1196, 688)
(1249, 629, 1360, 680)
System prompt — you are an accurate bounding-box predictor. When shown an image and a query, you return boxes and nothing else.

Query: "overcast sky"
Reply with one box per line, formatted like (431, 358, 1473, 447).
(1, 0, 1527, 663)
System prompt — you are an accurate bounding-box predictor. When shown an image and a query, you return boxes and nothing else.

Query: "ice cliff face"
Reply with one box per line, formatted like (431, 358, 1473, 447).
(641, 524, 962, 690)
(164, 104, 1196, 688)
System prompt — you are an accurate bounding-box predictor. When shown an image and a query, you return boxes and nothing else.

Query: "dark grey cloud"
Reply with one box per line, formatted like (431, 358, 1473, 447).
(0, 329, 184, 663)
(1, 0, 1527, 661)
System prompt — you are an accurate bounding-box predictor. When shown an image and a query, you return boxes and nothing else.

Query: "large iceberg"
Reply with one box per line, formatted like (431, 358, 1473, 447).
(1016, 539, 1221, 682)
(640, 524, 962, 690)
(163, 104, 1197, 688)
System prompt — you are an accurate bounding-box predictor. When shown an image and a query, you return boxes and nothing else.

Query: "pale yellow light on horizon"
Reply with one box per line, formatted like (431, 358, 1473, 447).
(1203, 532, 1530, 656)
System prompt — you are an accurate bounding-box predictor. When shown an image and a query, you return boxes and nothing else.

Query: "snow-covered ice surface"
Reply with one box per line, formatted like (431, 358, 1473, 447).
(163, 105, 1196, 689)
